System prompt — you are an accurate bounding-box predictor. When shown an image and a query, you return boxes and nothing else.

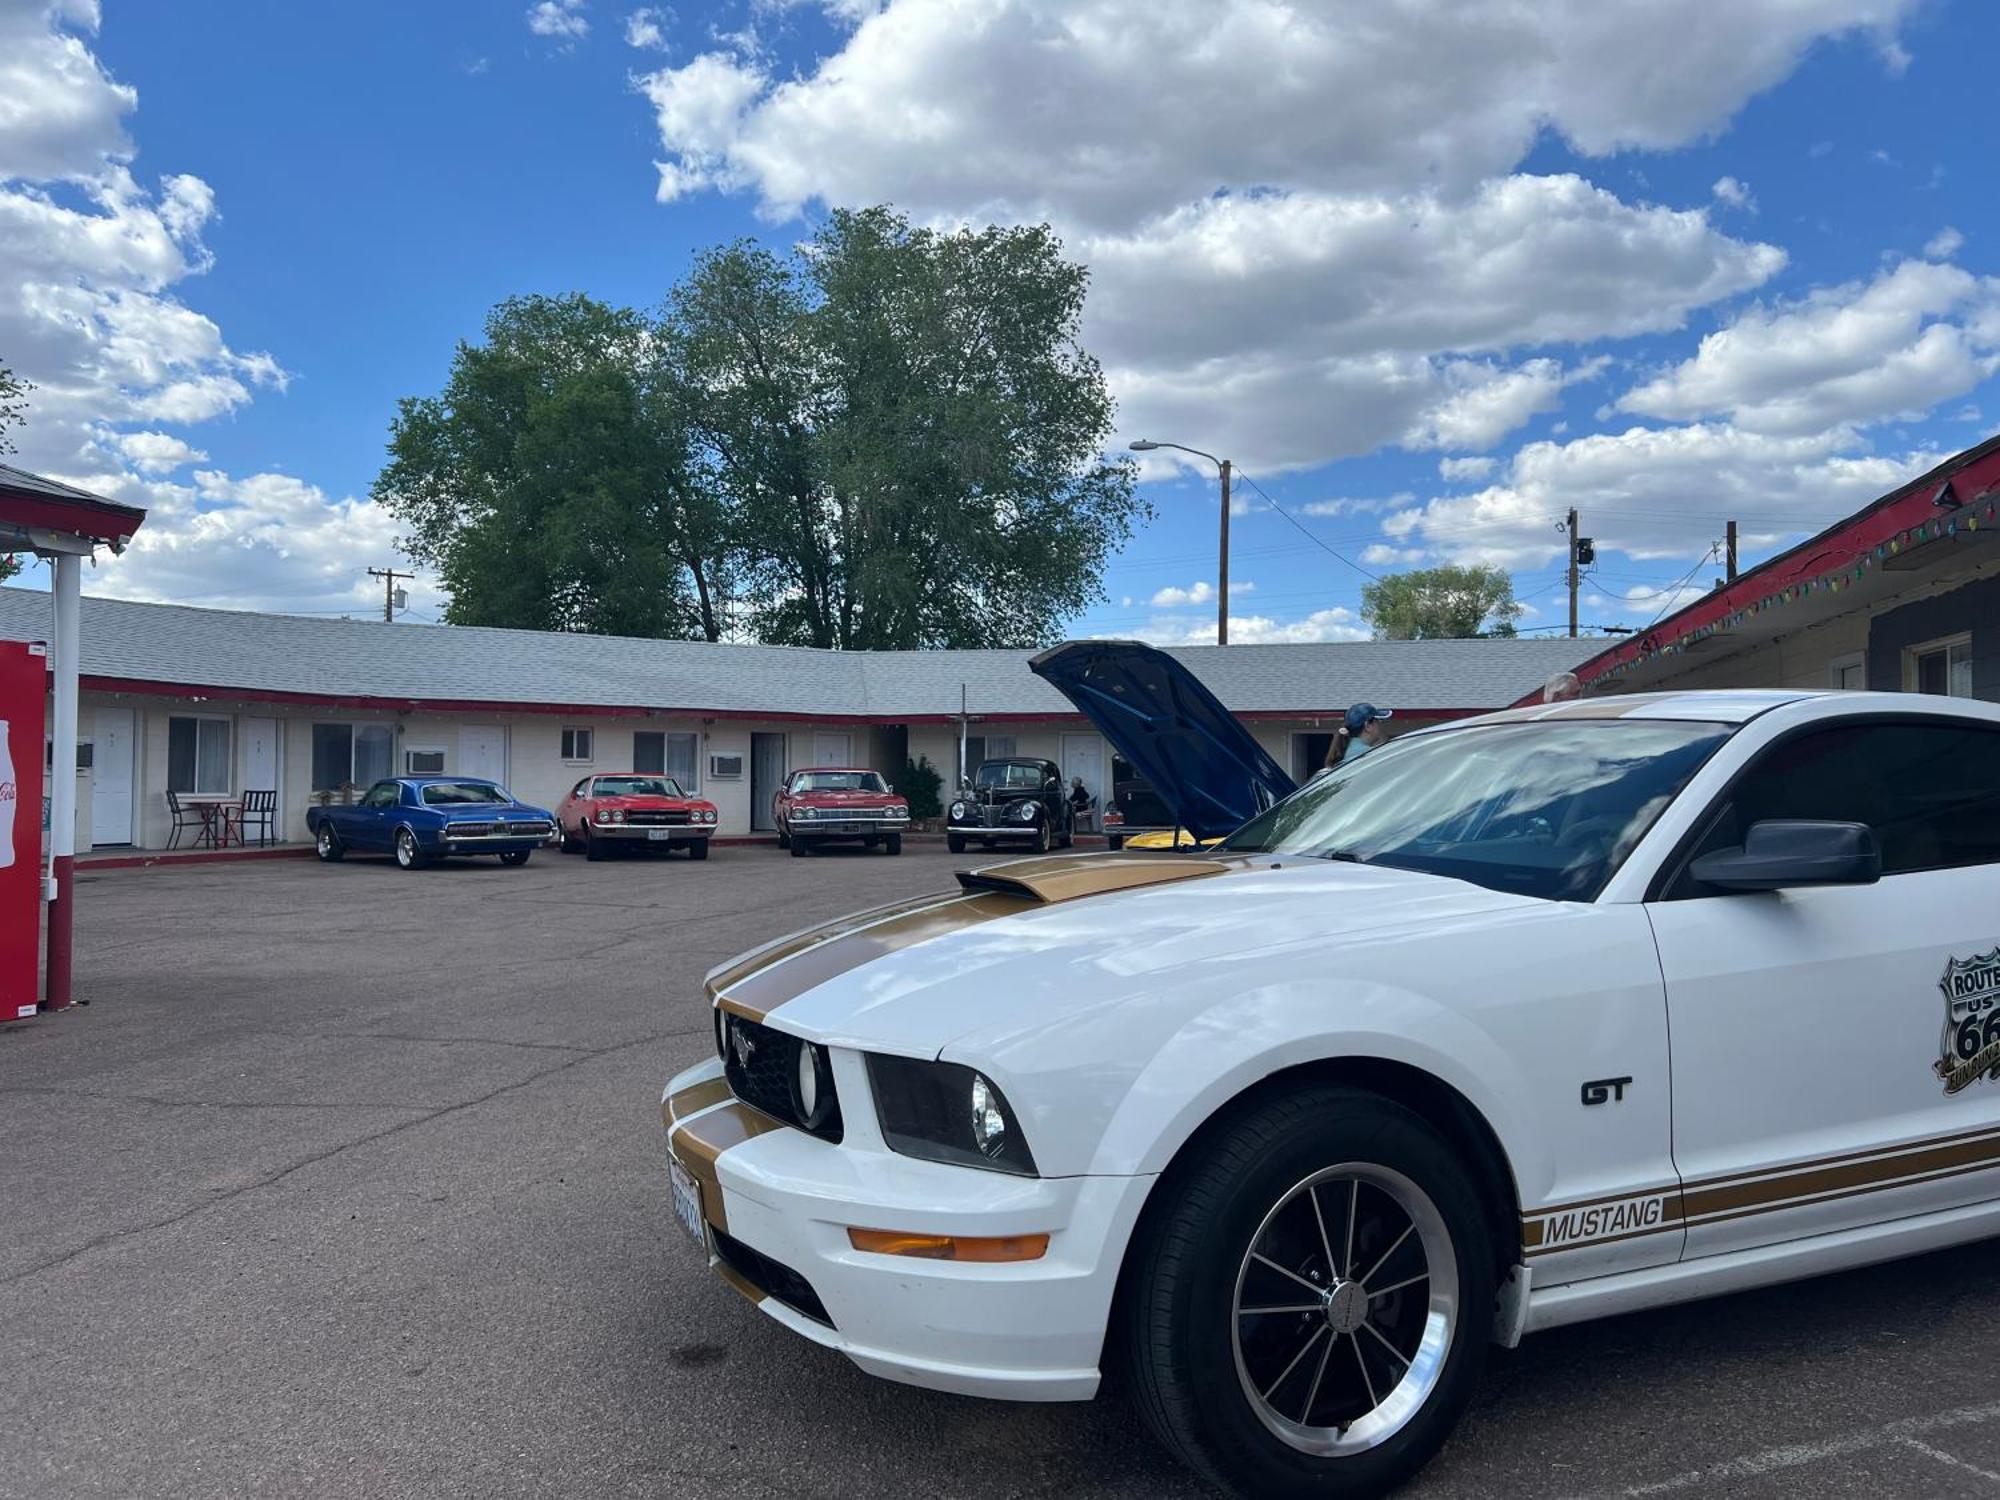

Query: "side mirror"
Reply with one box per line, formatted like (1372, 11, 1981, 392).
(1688, 819, 1881, 893)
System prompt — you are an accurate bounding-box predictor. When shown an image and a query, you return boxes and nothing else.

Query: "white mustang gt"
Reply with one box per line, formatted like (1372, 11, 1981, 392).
(663, 641, 2000, 1497)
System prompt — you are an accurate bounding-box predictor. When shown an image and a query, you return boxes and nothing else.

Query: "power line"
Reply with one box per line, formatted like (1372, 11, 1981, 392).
(1229, 469, 1383, 582)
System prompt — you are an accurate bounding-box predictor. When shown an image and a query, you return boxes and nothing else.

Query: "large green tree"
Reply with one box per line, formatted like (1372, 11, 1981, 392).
(667, 206, 1144, 649)
(373, 294, 730, 638)
(1361, 564, 1524, 639)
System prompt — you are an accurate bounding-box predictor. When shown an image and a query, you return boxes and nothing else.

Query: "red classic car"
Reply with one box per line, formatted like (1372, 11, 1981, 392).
(556, 774, 719, 861)
(774, 767, 909, 856)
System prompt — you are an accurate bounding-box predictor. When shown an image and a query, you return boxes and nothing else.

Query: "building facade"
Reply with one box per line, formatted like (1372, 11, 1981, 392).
(0, 588, 1597, 851)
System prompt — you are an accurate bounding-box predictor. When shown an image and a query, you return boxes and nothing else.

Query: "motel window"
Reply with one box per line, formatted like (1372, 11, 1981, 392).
(166, 715, 232, 796)
(311, 722, 394, 791)
(634, 731, 665, 775)
(1906, 634, 1974, 699)
(561, 727, 593, 762)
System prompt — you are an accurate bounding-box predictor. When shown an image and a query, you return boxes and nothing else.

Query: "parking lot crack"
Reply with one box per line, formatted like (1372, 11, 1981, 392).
(0, 1034, 657, 1290)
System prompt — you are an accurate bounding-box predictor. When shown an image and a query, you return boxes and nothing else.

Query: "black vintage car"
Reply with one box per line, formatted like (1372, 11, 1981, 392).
(946, 757, 1075, 855)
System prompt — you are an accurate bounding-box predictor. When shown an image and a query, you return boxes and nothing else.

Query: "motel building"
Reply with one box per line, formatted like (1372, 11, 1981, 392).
(0, 586, 1595, 853)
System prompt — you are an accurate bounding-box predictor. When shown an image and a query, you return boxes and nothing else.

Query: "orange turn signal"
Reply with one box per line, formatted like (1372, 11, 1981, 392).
(846, 1228, 1050, 1263)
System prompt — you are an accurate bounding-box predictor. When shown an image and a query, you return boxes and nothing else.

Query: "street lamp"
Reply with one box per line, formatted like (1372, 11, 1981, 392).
(1130, 439, 1233, 644)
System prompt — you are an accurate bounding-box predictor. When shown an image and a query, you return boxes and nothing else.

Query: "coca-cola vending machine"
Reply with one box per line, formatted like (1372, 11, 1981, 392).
(0, 640, 47, 1022)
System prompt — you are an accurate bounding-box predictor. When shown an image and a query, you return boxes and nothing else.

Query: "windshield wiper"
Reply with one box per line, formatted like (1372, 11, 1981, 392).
(1316, 847, 1370, 864)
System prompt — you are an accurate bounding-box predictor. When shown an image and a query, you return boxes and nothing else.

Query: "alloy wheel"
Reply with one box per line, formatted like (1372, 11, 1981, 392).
(1229, 1162, 1457, 1457)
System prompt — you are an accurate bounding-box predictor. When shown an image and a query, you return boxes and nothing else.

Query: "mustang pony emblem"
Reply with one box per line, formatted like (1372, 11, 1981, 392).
(1935, 948, 2000, 1095)
(730, 1021, 757, 1069)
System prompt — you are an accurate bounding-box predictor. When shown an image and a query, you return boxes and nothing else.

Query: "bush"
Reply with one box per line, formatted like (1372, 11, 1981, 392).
(896, 754, 944, 821)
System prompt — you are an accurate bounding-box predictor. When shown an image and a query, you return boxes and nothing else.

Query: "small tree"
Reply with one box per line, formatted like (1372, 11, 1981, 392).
(895, 754, 944, 821)
(1361, 564, 1524, 639)
(0, 359, 31, 582)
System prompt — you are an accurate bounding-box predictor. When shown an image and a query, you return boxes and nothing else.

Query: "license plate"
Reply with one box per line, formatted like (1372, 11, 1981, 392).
(669, 1157, 706, 1247)
(648, 829, 672, 841)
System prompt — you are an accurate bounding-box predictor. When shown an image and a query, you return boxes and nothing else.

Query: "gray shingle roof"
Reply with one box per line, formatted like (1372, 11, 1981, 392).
(0, 587, 1598, 718)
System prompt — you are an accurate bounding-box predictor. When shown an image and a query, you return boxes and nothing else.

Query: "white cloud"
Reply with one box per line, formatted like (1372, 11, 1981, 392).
(1132, 606, 1368, 646)
(527, 0, 589, 40)
(637, 0, 1916, 228)
(1616, 259, 2000, 434)
(630, 1, 1886, 470)
(1440, 456, 1498, 482)
(1146, 579, 1256, 609)
(1384, 423, 1936, 569)
(0, 4, 423, 618)
(1926, 226, 1965, 260)
(1403, 357, 1606, 452)
(1712, 175, 1756, 211)
(110, 430, 205, 473)
(625, 8, 667, 49)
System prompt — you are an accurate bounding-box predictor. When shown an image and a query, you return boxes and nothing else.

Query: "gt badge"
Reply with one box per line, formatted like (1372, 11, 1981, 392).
(1935, 948, 2000, 1096)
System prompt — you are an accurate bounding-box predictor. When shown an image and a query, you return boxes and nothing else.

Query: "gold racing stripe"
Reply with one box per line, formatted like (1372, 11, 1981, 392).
(662, 1073, 732, 1132)
(1523, 1122, 2000, 1257)
(669, 1100, 786, 1236)
(703, 888, 968, 999)
(715, 891, 1033, 1017)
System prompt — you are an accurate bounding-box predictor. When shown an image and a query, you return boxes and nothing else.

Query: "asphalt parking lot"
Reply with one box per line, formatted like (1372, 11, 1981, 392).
(9, 843, 2000, 1498)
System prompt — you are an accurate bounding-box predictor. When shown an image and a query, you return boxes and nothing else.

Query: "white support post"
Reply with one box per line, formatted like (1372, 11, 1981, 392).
(48, 552, 79, 883)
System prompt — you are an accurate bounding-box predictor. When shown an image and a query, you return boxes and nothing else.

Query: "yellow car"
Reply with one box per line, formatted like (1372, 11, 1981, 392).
(1116, 826, 1222, 851)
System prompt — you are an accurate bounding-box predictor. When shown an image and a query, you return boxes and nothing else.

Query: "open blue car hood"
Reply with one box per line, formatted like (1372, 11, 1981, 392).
(1029, 640, 1296, 840)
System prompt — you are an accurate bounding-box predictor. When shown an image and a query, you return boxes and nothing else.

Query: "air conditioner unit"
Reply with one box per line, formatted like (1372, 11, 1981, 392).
(708, 753, 745, 779)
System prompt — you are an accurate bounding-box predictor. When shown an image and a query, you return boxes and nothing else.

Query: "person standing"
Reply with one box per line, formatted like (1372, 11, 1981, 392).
(1323, 703, 1393, 772)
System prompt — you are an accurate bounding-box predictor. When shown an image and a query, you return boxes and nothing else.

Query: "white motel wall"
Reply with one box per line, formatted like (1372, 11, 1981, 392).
(0, 588, 1598, 851)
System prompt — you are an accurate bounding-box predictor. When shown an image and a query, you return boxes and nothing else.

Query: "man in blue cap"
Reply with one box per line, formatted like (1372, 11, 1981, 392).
(1323, 702, 1393, 772)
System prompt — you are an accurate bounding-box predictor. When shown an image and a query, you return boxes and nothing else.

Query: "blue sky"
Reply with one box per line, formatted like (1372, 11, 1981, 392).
(3, 0, 1995, 643)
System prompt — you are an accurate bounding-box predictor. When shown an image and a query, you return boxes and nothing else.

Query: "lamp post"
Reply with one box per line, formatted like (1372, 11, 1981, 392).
(1130, 439, 1232, 645)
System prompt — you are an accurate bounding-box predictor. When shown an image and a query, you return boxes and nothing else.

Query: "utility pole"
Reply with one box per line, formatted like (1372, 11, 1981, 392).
(1566, 508, 1579, 639)
(1726, 520, 1738, 583)
(1217, 459, 1232, 646)
(367, 566, 414, 624)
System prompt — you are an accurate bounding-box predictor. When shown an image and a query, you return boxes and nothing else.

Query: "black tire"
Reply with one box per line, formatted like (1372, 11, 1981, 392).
(1030, 819, 1051, 855)
(1123, 1087, 1494, 1500)
(687, 840, 709, 861)
(314, 823, 344, 862)
(394, 827, 429, 871)
(500, 849, 531, 866)
(776, 823, 790, 850)
(884, 832, 902, 856)
(790, 836, 808, 857)
(947, 833, 966, 854)
(1108, 833, 1125, 851)
(560, 820, 581, 853)
(584, 827, 607, 862)
(1059, 818, 1075, 850)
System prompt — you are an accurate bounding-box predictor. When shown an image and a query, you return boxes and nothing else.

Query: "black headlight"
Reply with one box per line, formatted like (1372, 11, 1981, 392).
(866, 1055, 1038, 1176)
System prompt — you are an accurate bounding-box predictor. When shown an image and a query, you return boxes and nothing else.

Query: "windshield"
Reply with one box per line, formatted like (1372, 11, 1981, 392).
(976, 761, 1049, 790)
(795, 771, 887, 793)
(420, 782, 508, 806)
(594, 776, 684, 797)
(1221, 720, 1731, 901)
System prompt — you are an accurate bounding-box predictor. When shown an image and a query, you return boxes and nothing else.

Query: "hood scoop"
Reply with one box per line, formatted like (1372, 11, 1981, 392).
(955, 853, 1230, 905)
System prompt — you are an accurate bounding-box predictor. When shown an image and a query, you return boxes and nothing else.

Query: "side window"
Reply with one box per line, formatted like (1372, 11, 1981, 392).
(1667, 722, 2000, 897)
(571, 778, 591, 799)
(362, 781, 400, 809)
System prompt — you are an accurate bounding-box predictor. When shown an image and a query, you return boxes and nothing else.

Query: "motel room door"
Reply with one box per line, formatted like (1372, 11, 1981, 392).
(89, 706, 135, 846)
(750, 733, 786, 831)
(458, 725, 506, 785)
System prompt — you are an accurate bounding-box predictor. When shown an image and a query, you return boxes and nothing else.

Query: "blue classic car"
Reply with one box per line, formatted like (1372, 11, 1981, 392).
(305, 776, 557, 870)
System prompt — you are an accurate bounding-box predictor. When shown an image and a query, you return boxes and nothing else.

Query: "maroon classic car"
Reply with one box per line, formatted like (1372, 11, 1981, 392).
(556, 774, 719, 861)
(773, 767, 909, 856)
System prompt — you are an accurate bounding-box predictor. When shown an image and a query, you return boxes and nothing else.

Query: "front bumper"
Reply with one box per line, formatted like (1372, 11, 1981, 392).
(592, 822, 712, 842)
(791, 818, 906, 837)
(661, 1055, 1148, 1402)
(949, 823, 1045, 841)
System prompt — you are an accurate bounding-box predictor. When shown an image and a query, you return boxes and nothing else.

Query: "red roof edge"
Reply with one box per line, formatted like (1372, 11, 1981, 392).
(1536, 432, 2000, 704)
(0, 490, 148, 547)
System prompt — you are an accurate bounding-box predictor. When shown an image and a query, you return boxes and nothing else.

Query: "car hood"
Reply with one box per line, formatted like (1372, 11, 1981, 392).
(792, 790, 903, 807)
(709, 852, 1537, 1061)
(1029, 639, 1295, 840)
(594, 793, 700, 809)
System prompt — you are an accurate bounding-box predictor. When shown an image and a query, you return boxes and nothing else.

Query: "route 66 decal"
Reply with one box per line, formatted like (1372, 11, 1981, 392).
(1936, 948, 2000, 1095)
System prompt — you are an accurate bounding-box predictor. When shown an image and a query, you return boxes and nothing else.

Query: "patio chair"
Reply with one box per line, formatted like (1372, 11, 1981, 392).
(165, 789, 206, 851)
(237, 788, 277, 847)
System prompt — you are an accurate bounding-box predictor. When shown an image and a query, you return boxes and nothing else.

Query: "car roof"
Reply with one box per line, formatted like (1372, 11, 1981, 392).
(792, 766, 879, 774)
(1458, 688, 2000, 730)
(401, 774, 498, 784)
